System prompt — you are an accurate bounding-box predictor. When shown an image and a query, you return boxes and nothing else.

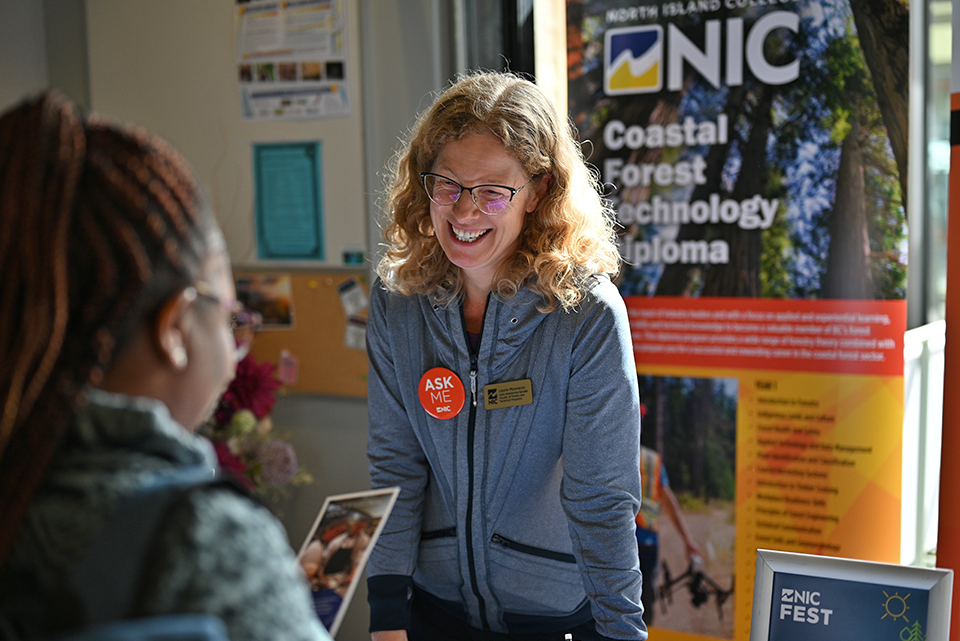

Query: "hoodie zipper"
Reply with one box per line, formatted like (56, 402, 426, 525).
(462, 301, 488, 630)
(490, 533, 577, 564)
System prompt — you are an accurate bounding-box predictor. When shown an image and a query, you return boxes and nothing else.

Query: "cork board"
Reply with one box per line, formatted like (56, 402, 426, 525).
(235, 270, 369, 398)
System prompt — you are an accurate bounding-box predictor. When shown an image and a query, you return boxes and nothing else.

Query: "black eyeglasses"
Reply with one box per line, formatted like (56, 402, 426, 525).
(421, 172, 533, 215)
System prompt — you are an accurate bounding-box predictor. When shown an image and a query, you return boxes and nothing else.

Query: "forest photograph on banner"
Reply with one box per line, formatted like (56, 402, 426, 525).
(568, 0, 908, 639)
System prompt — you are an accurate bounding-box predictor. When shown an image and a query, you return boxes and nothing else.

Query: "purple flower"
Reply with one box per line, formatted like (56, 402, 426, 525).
(256, 439, 298, 486)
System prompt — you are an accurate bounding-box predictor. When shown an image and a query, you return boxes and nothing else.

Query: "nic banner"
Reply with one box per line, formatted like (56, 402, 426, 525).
(568, 0, 909, 639)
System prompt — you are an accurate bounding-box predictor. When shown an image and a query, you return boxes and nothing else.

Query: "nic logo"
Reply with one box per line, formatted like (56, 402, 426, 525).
(605, 25, 663, 95)
(779, 588, 833, 625)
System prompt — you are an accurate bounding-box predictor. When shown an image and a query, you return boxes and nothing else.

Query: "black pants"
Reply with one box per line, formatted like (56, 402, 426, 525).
(409, 589, 608, 641)
(637, 542, 659, 626)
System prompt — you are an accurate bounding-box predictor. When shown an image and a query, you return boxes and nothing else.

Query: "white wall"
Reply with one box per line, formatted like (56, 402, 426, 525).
(85, 0, 367, 268)
(359, 0, 458, 267)
(0, 0, 89, 113)
(0, 0, 48, 110)
(44, 0, 90, 111)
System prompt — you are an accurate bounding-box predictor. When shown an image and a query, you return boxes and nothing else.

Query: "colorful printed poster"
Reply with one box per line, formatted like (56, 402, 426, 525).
(567, 0, 909, 639)
(236, 0, 349, 120)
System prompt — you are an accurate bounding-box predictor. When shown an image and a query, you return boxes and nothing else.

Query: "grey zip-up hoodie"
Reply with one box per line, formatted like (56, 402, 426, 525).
(366, 275, 647, 640)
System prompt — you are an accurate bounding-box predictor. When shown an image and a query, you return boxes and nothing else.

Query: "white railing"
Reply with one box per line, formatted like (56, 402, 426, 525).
(902, 320, 946, 567)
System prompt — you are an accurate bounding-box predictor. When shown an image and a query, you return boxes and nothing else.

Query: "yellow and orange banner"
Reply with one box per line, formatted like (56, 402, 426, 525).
(627, 299, 904, 640)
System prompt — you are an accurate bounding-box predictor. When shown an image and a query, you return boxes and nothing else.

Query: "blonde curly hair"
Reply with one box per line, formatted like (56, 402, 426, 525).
(376, 70, 620, 311)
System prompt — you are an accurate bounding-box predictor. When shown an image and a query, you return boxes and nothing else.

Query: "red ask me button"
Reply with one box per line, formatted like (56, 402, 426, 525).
(418, 367, 465, 419)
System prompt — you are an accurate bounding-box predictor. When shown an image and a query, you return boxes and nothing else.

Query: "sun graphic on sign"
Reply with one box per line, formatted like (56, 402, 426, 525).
(881, 591, 911, 622)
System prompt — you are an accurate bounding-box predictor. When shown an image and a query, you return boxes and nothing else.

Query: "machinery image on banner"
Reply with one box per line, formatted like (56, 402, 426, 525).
(567, 0, 909, 639)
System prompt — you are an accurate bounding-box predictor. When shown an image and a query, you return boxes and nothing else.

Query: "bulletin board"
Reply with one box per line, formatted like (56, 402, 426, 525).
(236, 270, 369, 398)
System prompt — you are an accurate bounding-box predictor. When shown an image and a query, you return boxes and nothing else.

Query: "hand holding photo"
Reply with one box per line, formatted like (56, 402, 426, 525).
(296, 487, 399, 636)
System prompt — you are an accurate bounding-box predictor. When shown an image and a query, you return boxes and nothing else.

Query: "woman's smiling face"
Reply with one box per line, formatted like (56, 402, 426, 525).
(428, 131, 542, 293)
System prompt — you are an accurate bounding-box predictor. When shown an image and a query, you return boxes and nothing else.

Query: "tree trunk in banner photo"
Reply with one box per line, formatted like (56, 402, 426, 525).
(847, 0, 910, 199)
(823, 118, 875, 299)
(653, 129, 732, 297)
(701, 86, 774, 298)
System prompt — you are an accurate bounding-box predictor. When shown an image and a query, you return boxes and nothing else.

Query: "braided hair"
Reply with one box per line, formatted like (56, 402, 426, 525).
(0, 91, 219, 563)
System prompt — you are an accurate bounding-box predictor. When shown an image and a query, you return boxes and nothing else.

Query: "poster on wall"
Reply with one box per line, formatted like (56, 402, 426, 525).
(235, 0, 350, 120)
(567, 0, 909, 639)
(253, 141, 325, 260)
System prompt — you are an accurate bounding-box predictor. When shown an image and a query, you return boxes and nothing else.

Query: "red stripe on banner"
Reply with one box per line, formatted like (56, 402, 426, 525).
(937, 97, 960, 641)
(625, 297, 905, 376)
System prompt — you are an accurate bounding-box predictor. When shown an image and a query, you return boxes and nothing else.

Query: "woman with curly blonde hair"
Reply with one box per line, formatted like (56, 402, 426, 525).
(377, 72, 622, 312)
(366, 71, 646, 641)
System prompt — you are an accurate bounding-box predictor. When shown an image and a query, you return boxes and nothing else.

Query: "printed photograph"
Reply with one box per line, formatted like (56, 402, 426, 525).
(302, 61, 323, 81)
(637, 374, 738, 638)
(325, 61, 344, 80)
(279, 62, 298, 82)
(255, 62, 275, 82)
(297, 488, 399, 636)
(235, 273, 294, 328)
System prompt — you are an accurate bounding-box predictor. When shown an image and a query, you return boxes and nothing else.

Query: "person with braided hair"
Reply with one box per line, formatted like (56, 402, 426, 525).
(0, 91, 331, 641)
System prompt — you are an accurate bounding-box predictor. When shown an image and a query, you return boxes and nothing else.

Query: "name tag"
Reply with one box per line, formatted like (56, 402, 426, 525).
(483, 379, 533, 410)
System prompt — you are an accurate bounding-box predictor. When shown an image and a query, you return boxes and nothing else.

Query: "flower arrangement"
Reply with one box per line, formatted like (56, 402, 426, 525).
(201, 353, 313, 505)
